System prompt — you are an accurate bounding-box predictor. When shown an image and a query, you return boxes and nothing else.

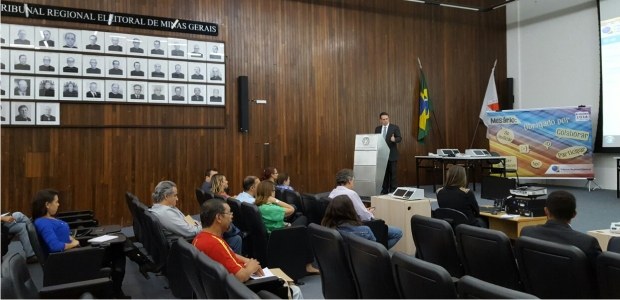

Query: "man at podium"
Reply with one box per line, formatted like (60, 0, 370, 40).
(374, 112, 402, 194)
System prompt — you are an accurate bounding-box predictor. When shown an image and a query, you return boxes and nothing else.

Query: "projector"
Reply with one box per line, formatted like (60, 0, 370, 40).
(465, 149, 492, 157)
(611, 222, 620, 233)
(436, 149, 460, 157)
(391, 187, 424, 200)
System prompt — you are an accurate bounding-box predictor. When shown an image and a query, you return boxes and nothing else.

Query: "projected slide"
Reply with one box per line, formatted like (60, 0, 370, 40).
(600, 0, 620, 149)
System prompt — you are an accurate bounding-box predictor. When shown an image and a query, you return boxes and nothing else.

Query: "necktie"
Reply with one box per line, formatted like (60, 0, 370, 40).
(382, 126, 387, 139)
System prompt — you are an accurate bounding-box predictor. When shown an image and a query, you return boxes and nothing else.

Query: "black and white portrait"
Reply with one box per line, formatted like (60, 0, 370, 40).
(36, 77, 59, 100)
(168, 38, 187, 58)
(59, 53, 83, 76)
(127, 35, 148, 57)
(1, 25, 9, 46)
(11, 101, 35, 125)
(1, 75, 9, 97)
(106, 80, 126, 102)
(36, 102, 60, 125)
(169, 61, 188, 82)
(148, 83, 168, 103)
(36, 52, 60, 75)
(105, 33, 126, 54)
(83, 80, 104, 101)
(206, 42, 225, 62)
(1, 49, 8, 71)
(207, 85, 225, 106)
(58, 29, 81, 51)
(188, 84, 207, 105)
(188, 41, 207, 61)
(11, 50, 35, 74)
(106, 56, 127, 78)
(10, 25, 34, 48)
(1, 101, 10, 125)
(169, 84, 188, 104)
(59, 79, 81, 101)
(128, 58, 148, 79)
(147, 36, 167, 58)
(188, 62, 207, 83)
(11, 77, 34, 99)
(206, 63, 225, 84)
(82, 30, 103, 52)
(35, 27, 58, 49)
(148, 60, 168, 80)
(127, 81, 147, 103)
(82, 55, 105, 77)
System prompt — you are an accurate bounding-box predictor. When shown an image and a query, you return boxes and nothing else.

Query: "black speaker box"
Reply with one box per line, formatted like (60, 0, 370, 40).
(238, 76, 249, 133)
(506, 77, 514, 110)
(505, 196, 546, 217)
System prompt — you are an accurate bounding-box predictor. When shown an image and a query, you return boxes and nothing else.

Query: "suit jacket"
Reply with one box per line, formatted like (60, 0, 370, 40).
(191, 74, 204, 80)
(374, 123, 402, 161)
(14, 39, 30, 45)
(86, 91, 101, 98)
(39, 89, 55, 97)
(171, 72, 185, 79)
(130, 70, 145, 76)
(39, 65, 55, 72)
(171, 50, 184, 56)
(14, 88, 30, 96)
(63, 90, 78, 97)
(14, 64, 31, 70)
(171, 95, 185, 101)
(15, 115, 31, 121)
(63, 66, 78, 73)
(151, 71, 165, 78)
(109, 69, 123, 75)
(210, 75, 222, 81)
(210, 96, 222, 102)
(130, 47, 144, 53)
(131, 94, 145, 99)
(191, 95, 204, 102)
(108, 45, 123, 52)
(109, 92, 123, 99)
(151, 49, 164, 55)
(40, 114, 56, 121)
(151, 94, 165, 100)
(63, 45, 77, 49)
(86, 68, 101, 74)
(39, 40, 55, 47)
(86, 44, 101, 50)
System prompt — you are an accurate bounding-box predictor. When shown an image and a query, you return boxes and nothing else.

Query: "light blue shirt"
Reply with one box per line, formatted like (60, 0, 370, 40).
(329, 186, 374, 221)
(149, 204, 201, 241)
(236, 191, 255, 204)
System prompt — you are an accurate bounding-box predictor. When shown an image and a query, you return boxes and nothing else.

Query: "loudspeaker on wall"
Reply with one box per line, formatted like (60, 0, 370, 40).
(238, 76, 249, 133)
(506, 77, 514, 110)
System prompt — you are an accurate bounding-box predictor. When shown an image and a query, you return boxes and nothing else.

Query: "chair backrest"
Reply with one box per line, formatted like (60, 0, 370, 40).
(597, 251, 620, 298)
(267, 225, 311, 281)
(344, 232, 399, 299)
(455, 224, 521, 290)
(26, 222, 49, 265)
(457, 275, 538, 299)
(274, 189, 284, 202)
(1, 274, 16, 299)
(224, 273, 259, 299)
(166, 240, 194, 298)
(608, 236, 620, 253)
(432, 208, 470, 230)
(2, 253, 39, 299)
(195, 188, 208, 207)
(195, 251, 229, 299)
(316, 196, 331, 223)
(125, 192, 143, 242)
(227, 197, 247, 233)
(391, 251, 458, 299)
(176, 238, 206, 299)
(240, 202, 269, 264)
(514, 236, 595, 299)
(362, 219, 389, 248)
(142, 210, 171, 271)
(308, 223, 358, 299)
(410, 214, 464, 277)
(282, 190, 304, 214)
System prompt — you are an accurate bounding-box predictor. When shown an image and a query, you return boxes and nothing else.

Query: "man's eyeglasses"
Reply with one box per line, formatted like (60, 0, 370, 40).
(220, 211, 233, 216)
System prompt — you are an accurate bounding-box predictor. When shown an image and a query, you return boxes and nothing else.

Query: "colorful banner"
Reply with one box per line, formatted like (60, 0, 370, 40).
(487, 106, 594, 178)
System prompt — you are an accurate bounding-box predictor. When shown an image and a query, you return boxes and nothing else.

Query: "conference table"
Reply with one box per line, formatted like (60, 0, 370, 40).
(587, 229, 620, 251)
(414, 155, 506, 192)
(479, 210, 547, 239)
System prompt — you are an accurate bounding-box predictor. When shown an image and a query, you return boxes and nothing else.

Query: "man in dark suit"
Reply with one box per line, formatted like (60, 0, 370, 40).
(130, 84, 145, 100)
(39, 56, 55, 72)
(108, 83, 123, 99)
(63, 32, 77, 49)
(86, 82, 101, 98)
(151, 86, 165, 100)
(40, 106, 56, 121)
(151, 40, 164, 55)
(129, 38, 144, 53)
(171, 45, 184, 57)
(86, 59, 101, 74)
(209, 88, 222, 103)
(14, 29, 30, 45)
(15, 105, 31, 121)
(190, 87, 204, 102)
(13, 80, 30, 96)
(171, 87, 184, 101)
(86, 35, 101, 50)
(39, 80, 55, 97)
(171, 64, 184, 79)
(63, 57, 79, 73)
(14, 54, 31, 70)
(109, 60, 123, 75)
(374, 112, 402, 194)
(39, 30, 55, 47)
(151, 63, 165, 78)
(130, 62, 144, 76)
(191, 66, 204, 80)
(108, 37, 123, 52)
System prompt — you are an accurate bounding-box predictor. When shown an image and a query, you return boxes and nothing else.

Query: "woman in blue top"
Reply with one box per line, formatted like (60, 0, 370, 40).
(321, 195, 376, 242)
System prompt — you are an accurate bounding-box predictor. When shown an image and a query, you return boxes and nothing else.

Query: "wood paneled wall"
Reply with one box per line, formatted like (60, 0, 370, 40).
(1, 0, 507, 225)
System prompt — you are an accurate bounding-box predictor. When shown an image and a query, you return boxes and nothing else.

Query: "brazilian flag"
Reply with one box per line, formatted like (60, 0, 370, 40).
(417, 69, 431, 143)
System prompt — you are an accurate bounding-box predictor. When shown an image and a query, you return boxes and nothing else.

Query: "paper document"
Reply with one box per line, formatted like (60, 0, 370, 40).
(88, 234, 118, 243)
(500, 214, 520, 219)
(250, 267, 276, 279)
(1, 212, 10, 217)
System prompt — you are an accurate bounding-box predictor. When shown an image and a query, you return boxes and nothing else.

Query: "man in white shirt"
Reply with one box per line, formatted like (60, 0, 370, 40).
(328, 169, 403, 249)
(235, 176, 259, 204)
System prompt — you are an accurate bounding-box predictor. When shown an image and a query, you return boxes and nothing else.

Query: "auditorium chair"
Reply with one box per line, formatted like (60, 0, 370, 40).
(362, 219, 389, 249)
(457, 275, 537, 299)
(195, 188, 208, 207)
(166, 240, 194, 298)
(224, 274, 281, 299)
(432, 208, 469, 231)
(282, 190, 305, 215)
(300, 193, 330, 225)
(455, 224, 522, 290)
(410, 214, 464, 277)
(391, 251, 458, 299)
(226, 197, 251, 255)
(176, 238, 206, 299)
(607, 236, 620, 253)
(596, 251, 620, 298)
(125, 192, 145, 243)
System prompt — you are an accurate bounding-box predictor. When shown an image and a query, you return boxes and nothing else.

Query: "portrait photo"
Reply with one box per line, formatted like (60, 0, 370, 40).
(148, 83, 168, 104)
(10, 50, 35, 74)
(36, 77, 59, 100)
(1, 49, 9, 71)
(207, 85, 225, 106)
(148, 59, 168, 80)
(168, 60, 188, 82)
(1, 75, 9, 97)
(188, 84, 207, 105)
(11, 76, 35, 100)
(36, 102, 60, 125)
(146, 36, 168, 58)
(1, 101, 10, 125)
(58, 29, 81, 51)
(82, 55, 105, 77)
(105, 80, 126, 102)
(35, 27, 58, 49)
(105, 32, 127, 54)
(11, 101, 35, 125)
(126, 35, 148, 57)
(168, 38, 187, 59)
(82, 30, 104, 53)
(83, 79, 105, 102)
(128, 58, 148, 79)
(1, 25, 9, 46)
(206, 42, 225, 62)
(106, 56, 127, 78)
(127, 81, 147, 103)
(188, 41, 207, 61)
(35, 52, 60, 75)
(187, 62, 207, 83)
(169, 84, 188, 104)
(206, 63, 225, 84)
(59, 78, 82, 101)
(59, 53, 83, 76)
(10, 25, 35, 48)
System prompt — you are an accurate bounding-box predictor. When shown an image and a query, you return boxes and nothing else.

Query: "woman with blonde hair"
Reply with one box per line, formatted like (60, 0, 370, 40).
(436, 165, 487, 228)
(210, 174, 230, 199)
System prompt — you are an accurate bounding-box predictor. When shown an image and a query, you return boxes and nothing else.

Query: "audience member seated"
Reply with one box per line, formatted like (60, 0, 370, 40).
(329, 168, 402, 249)
(436, 165, 488, 228)
(255, 181, 318, 274)
(236, 176, 260, 204)
(275, 173, 295, 192)
(211, 174, 231, 199)
(1, 212, 37, 263)
(260, 167, 278, 183)
(321, 195, 376, 242)
(521, 190, 602, 267)
(193, 199, 303, 299)
(201, 168, 218, 193)
(149, 180, 242, 254)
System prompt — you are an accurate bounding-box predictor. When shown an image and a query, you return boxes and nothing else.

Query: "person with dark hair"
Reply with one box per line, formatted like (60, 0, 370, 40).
(109, 60, 123, 75)
(151, 40, 164, 55)
(521, 190, 602, 267)
(15, 104, 31, 121)
(374, 112, 402, 194)
(39, 81, 55, 97)
(201, 168, 218, 193)
(63, 82, 78, 97)
(210, 174, 230, 199)
(275, 173, 294, 192)
(329, 168, 403, 249)
(260, 167, 278, 183)
(236, 176, 260, 204)
(321, 195, 376, 242)
(436, 165, 487, 228)
(130, 62, 144, 76)
(14, 54, 31, 70)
